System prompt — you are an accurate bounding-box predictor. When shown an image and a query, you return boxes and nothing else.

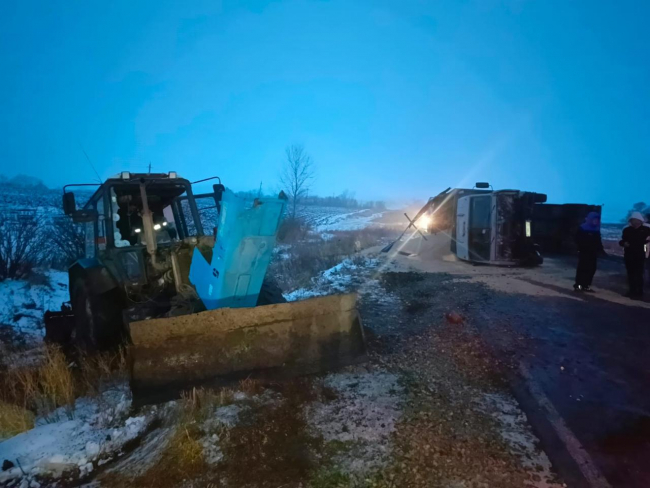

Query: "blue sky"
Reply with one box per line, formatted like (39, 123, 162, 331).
(0, 0, 648, 221)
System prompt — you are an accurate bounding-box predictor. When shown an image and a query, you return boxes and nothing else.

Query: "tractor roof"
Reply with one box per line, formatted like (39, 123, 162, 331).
(106, 171, 185, 181)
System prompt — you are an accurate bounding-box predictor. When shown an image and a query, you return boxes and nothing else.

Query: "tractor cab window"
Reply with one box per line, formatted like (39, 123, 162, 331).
(96, 197, 106, 250)
(193, 195, 220, 237)
(84, 221, 95, 258)
(82, 190, 106, 257)
(111, 188, 138, 247)
(110, 184, 200, 246)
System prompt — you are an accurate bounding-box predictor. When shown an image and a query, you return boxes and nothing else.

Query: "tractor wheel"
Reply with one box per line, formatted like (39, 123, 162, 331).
(72, 279, 125, 351)
(256, 277, 287, 306)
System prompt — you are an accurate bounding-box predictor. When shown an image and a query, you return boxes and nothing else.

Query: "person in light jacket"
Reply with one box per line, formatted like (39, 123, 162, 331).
(619, 212, 650, 300)
(574, 212, 604, 292)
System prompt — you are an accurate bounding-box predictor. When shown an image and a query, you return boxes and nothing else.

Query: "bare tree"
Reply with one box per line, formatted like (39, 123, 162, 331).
(280, 144, 315, 219)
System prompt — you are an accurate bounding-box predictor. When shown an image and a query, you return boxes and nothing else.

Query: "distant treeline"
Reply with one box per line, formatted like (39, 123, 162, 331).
(234, 188, 385, 210)
(0, 174, 49, 190)
(301, 191, 386, 210)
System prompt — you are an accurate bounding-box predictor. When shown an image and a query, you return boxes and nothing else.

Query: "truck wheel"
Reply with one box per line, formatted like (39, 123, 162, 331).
(256, 277, 287, 306)
(72, 280, 125, 351)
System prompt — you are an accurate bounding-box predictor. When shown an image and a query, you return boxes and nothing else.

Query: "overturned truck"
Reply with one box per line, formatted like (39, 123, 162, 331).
(422, 185, 547, 266)
(45, 172, 365, 402)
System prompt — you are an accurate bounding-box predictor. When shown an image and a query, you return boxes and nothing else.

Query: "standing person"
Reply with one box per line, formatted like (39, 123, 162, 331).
(619, 212, 650, 300)
(574, 211, 604, 292)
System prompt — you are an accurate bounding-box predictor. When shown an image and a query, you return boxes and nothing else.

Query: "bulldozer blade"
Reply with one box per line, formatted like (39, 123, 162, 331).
(128, 293, 365, 404)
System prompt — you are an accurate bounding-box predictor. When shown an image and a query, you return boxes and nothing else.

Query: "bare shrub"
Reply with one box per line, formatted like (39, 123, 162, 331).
(277, 216, 312, 243)
(0, 210, 44, 280)
(49, 215, 85, 269)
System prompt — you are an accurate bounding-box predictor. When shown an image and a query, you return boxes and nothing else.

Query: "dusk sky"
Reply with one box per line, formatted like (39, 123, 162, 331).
(1, 0, 648, 221)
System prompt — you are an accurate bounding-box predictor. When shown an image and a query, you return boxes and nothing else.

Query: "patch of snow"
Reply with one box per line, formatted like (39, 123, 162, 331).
(308, 367, 403, 474)
(0, 269, 69, 338)
(202, 404, 245, 465)
(285, 257, 379, 302)
(480, 393, 562, 488)
(0, 384, 155, 485)
(284, 287, 327, 302)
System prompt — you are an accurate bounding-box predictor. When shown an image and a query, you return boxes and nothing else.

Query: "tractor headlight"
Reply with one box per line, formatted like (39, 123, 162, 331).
(134, 228, 142, 234)
(153, 224, 162, 231)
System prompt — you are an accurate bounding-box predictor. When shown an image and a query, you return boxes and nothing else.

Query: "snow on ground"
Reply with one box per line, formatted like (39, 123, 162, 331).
(0, 270, 68, 338)
(294, 205, 385, 233)
(284, 257, 379, 302)
(314, 211, 384, 233)
(480, 393, 562, 488)
(308, 367, 403, 474)
(0, 385, 156, 486)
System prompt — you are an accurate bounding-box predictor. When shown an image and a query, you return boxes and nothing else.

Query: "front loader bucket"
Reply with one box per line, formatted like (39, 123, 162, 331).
(128, 293, 365, 404)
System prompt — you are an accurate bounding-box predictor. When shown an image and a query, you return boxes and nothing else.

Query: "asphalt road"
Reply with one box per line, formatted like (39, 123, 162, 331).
(383, 237, 650, 488)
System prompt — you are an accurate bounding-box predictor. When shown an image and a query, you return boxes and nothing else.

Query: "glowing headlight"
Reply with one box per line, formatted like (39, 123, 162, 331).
(153, 224, 162, 231)
(417, 215, 432, 230)
(162, 221, 168, 226)
(134, 228, 142, 234)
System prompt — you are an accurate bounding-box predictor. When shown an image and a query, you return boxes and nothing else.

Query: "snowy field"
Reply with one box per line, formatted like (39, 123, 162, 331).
(0, 271, 69, 338)
(295, 205, 387, 232)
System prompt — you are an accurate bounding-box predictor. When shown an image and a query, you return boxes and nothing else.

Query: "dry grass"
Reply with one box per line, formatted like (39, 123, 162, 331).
(270, 227, 397, 291)
(76, 348, 127, 396)
(1, 345, 75, 423)
(37, 345, 75, 415)
(0, 345, 128, 436)
(239, 377, 263, 396)
(0, 401, 34, 439)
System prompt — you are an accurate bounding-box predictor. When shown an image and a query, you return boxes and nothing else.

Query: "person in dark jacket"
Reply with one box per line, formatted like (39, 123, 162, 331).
(574, 212, 604, 292)
(619, 212, 650, 300)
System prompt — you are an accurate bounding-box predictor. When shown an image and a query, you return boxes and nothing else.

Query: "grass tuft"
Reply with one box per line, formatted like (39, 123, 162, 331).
(238, 377, 263, 396)
(1, 345, 75, 422)
(0, 344, 128, 433)
(76, 348, 127, 397)
(37, 345, 75, 416)
(0, 401, 34, 439)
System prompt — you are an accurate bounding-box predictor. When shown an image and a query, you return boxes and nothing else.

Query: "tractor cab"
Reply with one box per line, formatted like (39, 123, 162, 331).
(62, 172, 224, 289)
(64, 172, 224, 252)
